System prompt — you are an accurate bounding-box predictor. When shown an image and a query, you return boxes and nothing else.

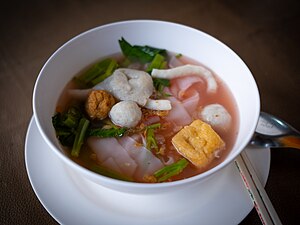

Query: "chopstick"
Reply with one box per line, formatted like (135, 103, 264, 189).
(234, 151, 283, 225)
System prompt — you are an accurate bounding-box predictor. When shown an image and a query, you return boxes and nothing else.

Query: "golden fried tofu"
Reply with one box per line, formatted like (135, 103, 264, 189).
(85, 90, 115, 120)
(171, 119, 225, 168)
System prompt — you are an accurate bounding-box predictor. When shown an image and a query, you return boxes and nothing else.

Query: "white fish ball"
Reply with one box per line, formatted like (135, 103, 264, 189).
(109, 101, 142, 128)
(200, 104, 232, 130)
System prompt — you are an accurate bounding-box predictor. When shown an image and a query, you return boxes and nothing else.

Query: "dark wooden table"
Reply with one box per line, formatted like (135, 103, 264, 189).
(1, 1, 299, 224)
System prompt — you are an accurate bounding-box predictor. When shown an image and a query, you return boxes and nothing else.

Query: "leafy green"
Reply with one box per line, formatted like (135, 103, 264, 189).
(71, 117, 90, 157)
(145, 123, 161, 152)
(88, 126, 127, 138)
(90, 165, 133, 182)
(175, 53, 183, 58)
(52, 107, 82, 147)
(154, 158, 189, 182)
(90, 59, 118, 86)
(146, 128, 158, 150)
(55, 107, 81, 128)
(119, 37, 166, 63)
(153, 78, 170, 90)
(53, 128, 75, 147)
(146, 53, 167, 73)
(52, 107, 90, 157)
(153, 78, 171, 98)
(75, 58, 118, 87)
(146, 123, 161, 130)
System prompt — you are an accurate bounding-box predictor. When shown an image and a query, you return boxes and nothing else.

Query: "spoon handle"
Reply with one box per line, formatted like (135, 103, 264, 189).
(278, 135, 300, 149)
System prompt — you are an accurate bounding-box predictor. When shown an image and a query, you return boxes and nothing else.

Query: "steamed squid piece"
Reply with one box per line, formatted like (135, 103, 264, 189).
(151, 64, 217, 93)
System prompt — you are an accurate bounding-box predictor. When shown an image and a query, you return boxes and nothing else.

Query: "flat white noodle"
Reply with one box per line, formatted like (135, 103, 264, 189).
(87, 137, 137, 177)
(67, 89, 91, 101)
(118, 136, 164, 181)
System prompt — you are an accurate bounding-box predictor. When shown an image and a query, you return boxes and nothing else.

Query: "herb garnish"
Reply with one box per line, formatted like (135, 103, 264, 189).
(145, 123, 161, 152)
(154, 158, 189, 182)
(88, 126, 127, 138)
(146, 53, 167, 73)
(74, 58, 118, 87)
(153, 78, 171, 98)
(119, 37, 166, 63)
(52, 107, 90, 157)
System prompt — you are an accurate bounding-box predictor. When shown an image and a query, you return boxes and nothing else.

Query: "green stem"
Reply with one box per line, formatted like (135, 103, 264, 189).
(154, 158, 189, 182)
(71, 117, 90, 157)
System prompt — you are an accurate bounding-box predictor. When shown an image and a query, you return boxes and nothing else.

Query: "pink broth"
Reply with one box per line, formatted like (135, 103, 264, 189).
(55, 53, 239, 182)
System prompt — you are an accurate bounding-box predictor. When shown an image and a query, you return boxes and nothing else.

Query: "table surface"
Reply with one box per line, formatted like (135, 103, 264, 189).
(1, 1, 299, 224)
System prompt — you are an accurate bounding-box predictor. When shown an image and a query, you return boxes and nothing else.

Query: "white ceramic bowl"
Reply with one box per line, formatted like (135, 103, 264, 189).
(33, 20, 260, 194)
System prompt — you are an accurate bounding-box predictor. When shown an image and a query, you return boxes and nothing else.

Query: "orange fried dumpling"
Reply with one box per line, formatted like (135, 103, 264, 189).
(171, 119, 225, 168)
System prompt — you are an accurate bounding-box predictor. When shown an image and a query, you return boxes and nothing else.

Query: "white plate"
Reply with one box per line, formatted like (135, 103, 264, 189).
(25, 116, 270, 225)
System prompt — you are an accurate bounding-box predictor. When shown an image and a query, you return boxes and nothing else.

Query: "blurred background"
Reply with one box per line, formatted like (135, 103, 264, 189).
(0, 0, 299, 224)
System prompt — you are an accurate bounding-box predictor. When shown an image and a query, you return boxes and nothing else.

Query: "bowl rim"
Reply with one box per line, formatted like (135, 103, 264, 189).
(33, 19, 260, 189)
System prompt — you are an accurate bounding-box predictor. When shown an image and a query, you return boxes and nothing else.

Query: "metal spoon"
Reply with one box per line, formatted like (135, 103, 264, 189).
(250, 112, 300, 149)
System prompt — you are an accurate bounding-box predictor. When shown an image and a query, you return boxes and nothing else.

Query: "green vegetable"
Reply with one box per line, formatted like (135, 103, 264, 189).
(175, 53, 182, 58)
(54, 128, 75, 147)
(145, 123, 161, 151)
(153, 78, 171, 98)
(62, 107, 81, 128)
(71, 117, 90, 157)
(53, 107, 90, 157)
(88, 127, 127, 138)
(90, 165, 133, 182)
(153, 78, 170, 90)
(52, 107, 82, 147)
(154, 158, 189, 182)
(119, 37, 166, 63)
(146, 53, 167, 73)
(75, 58, 118, 87)
(146, 123, 161, 130)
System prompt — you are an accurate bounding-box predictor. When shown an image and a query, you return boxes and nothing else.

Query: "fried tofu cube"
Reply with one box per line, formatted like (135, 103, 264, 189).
(171, 119, 225, 168)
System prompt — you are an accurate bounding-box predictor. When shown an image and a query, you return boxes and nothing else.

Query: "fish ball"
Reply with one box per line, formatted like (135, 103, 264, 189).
(109, 101, 142, 128)
(200, 104, 232, 131)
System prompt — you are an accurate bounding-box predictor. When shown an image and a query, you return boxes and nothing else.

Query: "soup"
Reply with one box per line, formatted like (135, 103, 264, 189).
(53, 38, 239, 183)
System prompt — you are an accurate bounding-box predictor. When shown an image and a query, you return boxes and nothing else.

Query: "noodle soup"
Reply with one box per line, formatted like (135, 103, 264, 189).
(52, 38, 239, 183)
